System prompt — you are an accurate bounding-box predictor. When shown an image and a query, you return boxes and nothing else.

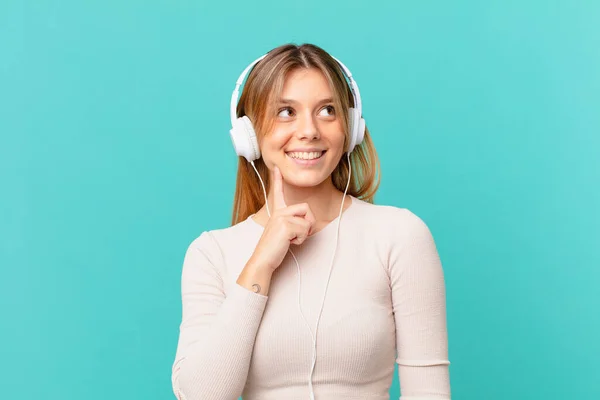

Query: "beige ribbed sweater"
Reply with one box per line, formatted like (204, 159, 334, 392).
(171, 195, 451, 399)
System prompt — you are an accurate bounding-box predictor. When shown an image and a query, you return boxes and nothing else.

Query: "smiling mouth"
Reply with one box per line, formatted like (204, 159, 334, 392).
(285, 150, 327, 160)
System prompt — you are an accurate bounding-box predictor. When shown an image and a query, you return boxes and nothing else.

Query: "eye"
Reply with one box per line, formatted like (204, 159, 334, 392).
(319, 105, 336, 117)
(277, 107, 294, 118)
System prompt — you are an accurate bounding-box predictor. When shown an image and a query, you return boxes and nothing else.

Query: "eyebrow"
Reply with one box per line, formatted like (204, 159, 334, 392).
(278, 97, 334, 106)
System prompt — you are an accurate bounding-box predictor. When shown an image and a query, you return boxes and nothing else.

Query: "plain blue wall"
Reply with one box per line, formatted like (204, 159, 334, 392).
(1, 1, 599, 399)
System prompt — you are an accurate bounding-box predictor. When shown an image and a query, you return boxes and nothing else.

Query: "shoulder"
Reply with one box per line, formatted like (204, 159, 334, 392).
(352, 197, 433, 238)
(350, 198, 439, 263)
(350, 200, 441, 279)
(185, 217, 256, 261)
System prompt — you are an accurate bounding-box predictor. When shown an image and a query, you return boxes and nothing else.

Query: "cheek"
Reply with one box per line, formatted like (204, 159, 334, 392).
(259, 132, 290, 166)
(326, 121, 346, 149)
(265, 127, 292, 149)
(330, 132, 347, 155)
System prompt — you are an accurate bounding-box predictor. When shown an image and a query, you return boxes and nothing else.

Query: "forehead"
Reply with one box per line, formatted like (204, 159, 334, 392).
(279, 67, 332, 101)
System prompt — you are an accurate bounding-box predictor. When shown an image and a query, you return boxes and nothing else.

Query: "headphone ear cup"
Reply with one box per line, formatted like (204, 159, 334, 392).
(347, 108, 365, 154)
(357, 116, 366, 148)
(241, 116, 261, 161)
(230, 116, 260, 162)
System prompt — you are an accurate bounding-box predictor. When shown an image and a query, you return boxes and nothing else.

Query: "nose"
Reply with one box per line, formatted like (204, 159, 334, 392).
(296, 112, 320, 141)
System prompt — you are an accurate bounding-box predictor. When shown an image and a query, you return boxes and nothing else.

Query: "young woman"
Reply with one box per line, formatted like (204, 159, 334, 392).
(171, 43, 451, 400)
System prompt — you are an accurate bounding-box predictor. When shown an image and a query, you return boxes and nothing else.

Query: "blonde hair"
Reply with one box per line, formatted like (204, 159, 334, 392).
(231, 43, 381, 226)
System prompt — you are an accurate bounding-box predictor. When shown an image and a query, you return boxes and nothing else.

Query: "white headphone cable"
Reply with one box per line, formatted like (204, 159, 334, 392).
(250, 152, 352, 400)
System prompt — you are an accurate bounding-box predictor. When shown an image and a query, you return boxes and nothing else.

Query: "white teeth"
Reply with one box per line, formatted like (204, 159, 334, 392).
(287, 151, 323, 160)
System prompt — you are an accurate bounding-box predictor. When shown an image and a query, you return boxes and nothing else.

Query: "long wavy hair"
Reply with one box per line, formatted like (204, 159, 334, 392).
(231, 43, 381, 226)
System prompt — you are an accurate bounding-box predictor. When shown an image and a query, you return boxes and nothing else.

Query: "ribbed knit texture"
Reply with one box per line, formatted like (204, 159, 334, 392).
(171, 195, 451, 400)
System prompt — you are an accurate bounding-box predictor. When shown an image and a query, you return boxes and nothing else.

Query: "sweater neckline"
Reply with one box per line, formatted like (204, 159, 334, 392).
(245, 194, 358, 241)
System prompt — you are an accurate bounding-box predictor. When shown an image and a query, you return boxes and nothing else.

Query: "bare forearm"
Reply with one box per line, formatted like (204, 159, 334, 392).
(236, 259, 274, 295)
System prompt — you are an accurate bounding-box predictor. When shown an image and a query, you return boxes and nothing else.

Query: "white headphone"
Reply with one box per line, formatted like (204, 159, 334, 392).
(229, 52, 366, 160)
(229, 50, 366, 400)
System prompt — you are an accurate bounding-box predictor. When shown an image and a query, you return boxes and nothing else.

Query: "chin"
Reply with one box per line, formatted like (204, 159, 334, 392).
(290, 179, 324, 188)
(282, 169, 330, 188)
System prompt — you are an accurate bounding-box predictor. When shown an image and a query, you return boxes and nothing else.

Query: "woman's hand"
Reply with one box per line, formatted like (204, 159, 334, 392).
(249, 166, 316, 273)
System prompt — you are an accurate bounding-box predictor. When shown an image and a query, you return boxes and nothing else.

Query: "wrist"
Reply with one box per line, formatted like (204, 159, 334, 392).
(237, 258, 274, 296)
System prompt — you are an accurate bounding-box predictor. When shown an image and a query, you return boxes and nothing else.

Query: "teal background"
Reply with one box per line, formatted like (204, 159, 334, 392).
(1, 1, 599, 399)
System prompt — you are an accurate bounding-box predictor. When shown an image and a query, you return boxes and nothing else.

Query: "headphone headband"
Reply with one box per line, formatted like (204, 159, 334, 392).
(230, 54, 267, 125)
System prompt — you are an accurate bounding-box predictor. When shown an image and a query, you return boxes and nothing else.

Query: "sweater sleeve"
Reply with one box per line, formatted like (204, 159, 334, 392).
(388, 210, 451, 400)
(171, 231, 268, 400)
